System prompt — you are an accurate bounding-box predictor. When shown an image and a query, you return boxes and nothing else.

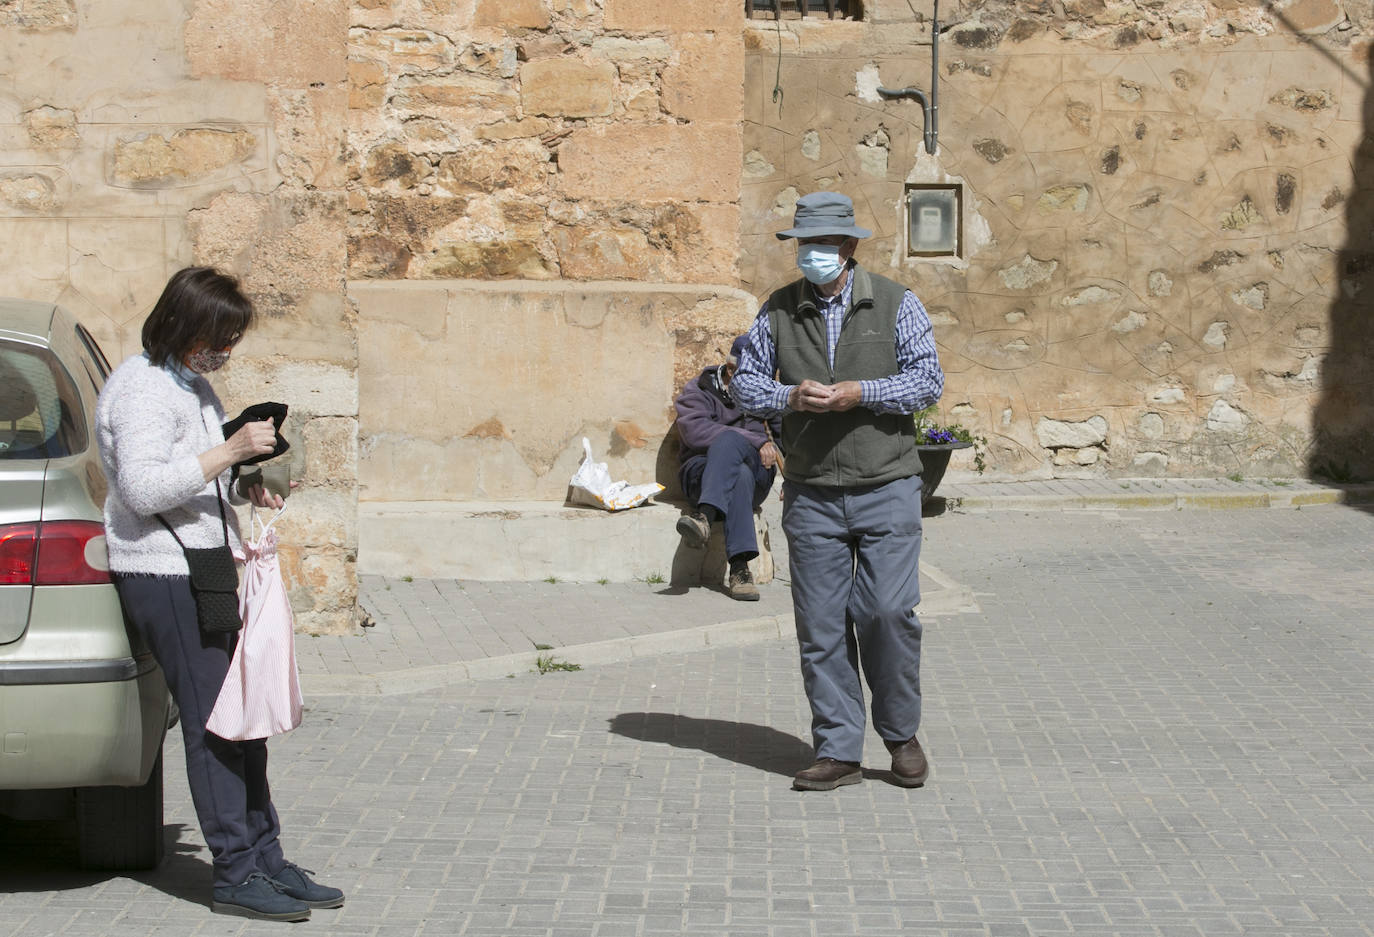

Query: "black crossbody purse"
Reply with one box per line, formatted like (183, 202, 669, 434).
(157, 480, 241, 633)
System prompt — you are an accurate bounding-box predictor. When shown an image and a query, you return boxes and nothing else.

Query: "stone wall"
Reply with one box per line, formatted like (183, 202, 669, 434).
(744, 0, 1374, 479)
(1, 0, 359, 632)
(350, 280, 754, 502)
(346, 0, 753, 502)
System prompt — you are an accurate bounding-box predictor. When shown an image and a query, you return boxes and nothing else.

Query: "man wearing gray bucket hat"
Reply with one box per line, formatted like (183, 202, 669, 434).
(732, 191, 945, 792)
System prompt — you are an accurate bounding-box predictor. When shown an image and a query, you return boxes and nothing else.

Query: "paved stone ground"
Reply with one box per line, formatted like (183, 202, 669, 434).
(3, 499, 1372, 936)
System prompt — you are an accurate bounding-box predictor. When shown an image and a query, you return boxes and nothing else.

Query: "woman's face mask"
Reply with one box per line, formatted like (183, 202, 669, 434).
(186, 347, 232, 374)
(796, 243, 846, 285)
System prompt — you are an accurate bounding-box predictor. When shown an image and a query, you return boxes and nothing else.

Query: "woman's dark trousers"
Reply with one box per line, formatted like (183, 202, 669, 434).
(114, 574, 286, 889)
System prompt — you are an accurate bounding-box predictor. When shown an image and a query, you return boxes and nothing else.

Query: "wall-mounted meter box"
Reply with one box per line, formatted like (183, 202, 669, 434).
(905, 184, 961, 259)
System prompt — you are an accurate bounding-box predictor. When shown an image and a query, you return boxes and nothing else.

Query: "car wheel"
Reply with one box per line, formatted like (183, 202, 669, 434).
(76, 750, 165, 871)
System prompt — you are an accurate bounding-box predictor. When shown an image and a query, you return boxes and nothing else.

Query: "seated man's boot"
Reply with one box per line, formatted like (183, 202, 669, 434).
(727, 564, 760, 601)
(676, 510, 710, 549)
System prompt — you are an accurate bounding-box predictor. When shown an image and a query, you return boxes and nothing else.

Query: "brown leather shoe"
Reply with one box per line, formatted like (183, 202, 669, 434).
(727, 566, 760, 601)
(884, 736, 929, 787)
(792, 758, 862, 791)
(676, 511, 710, 548)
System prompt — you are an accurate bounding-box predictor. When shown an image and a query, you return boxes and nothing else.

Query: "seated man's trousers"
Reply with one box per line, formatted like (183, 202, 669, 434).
(679, 430, 776, 561)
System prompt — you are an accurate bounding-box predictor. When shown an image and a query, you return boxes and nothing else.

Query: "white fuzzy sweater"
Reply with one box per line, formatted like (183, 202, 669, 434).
(96, 355, 244, 576)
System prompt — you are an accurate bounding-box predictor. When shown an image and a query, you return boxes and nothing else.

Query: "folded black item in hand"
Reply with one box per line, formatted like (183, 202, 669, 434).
(223, 402, 290, 470)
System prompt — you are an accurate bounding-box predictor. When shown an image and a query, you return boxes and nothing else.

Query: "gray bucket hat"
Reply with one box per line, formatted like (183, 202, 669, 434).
(775, 191, 872, 240)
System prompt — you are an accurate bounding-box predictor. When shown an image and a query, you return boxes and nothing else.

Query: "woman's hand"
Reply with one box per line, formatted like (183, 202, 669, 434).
(229, 418, 278, 462)
(199, 418, 278, 483)
(247, 484, 285, 510)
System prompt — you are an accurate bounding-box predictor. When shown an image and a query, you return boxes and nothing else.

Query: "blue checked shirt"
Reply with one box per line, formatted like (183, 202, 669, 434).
(732, 265, 944, 418)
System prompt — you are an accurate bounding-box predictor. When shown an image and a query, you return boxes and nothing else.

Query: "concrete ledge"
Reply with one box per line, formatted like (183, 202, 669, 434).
(1177, 492, 1271, 510)
(945, 481, 1374, 513)
(358, 499, 773, 583)
(951, 492, 1180, 512)
(302, 614, 795, 697)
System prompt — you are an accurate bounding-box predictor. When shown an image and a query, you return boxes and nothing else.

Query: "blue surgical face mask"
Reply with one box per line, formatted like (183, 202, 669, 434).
(796, 243, 846, 285)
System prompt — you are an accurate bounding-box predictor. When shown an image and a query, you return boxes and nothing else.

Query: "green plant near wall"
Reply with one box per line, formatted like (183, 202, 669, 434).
(913, 405, 987, 474)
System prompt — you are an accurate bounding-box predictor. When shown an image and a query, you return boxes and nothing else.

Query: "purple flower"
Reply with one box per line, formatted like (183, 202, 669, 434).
(923, 429, 956, 444)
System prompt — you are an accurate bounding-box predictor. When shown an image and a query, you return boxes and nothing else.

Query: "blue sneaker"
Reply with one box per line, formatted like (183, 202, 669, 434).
(272, 862, 345, 909)
(212, 872, 310, 921)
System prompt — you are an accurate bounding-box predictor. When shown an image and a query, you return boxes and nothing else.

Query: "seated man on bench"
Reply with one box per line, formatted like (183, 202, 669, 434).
(673, 335, 782, 601)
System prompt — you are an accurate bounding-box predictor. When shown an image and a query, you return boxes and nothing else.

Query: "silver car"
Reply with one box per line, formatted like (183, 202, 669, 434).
(0, 299, 172, 870)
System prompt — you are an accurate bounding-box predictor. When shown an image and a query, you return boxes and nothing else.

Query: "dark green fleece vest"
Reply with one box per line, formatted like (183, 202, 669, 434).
(768, 265, 923, 488)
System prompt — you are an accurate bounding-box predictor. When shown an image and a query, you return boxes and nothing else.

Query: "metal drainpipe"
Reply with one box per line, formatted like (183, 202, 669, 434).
(876, 0, 940, 155)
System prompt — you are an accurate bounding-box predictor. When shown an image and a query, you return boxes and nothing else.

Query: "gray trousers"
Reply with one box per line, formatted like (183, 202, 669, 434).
(782, 475, 924, 762)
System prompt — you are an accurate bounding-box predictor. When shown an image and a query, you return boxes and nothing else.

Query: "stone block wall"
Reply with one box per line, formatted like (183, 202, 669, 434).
(345, 0, 755, 503)
(350, 280, 755, 503)
(1, 0, 359, 632)
(744, 0, 1374, 479)
(346, 0, 742, 288)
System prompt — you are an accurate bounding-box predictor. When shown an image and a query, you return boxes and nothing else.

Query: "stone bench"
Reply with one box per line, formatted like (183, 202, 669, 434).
(358, 499, 773, 585)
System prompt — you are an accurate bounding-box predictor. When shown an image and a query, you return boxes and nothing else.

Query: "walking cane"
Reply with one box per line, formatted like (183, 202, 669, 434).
(763, 422, 785, 499)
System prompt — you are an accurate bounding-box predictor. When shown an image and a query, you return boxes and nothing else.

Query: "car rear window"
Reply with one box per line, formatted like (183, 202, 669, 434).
(0, 340, 88, 459)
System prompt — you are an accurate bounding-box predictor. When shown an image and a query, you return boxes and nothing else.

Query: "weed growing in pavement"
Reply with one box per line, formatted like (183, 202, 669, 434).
(401, 575, 413, 583)
(1227, 472, 1243, 482)
(544, 576, 558, 584)
(597, 577, 609, 585)
(642, 572, 665, 585)
(535, 653, 581, 674)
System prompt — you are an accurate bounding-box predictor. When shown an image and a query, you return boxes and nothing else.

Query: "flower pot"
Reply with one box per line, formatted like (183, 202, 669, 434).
(916, 441, 971, 505)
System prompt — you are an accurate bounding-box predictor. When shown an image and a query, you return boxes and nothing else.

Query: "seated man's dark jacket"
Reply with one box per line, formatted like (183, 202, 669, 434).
(674, 367, 782, 465)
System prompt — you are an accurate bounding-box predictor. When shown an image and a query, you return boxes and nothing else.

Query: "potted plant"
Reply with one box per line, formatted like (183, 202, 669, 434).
(913, 406, 986, 505)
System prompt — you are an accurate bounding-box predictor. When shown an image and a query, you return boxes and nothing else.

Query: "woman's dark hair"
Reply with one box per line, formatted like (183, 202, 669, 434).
(141, 266, 255, 366)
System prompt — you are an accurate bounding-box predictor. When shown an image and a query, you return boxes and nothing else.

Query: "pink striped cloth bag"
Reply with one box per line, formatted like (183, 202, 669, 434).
(207, 506, 303, 741)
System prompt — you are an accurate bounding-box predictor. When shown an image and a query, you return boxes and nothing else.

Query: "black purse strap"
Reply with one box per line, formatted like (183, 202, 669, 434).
(156, 478, 230, 549)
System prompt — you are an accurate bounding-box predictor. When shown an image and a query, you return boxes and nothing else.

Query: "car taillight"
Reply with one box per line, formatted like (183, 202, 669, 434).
(0, 523, 39, 584)
(0, 521, 111, 585)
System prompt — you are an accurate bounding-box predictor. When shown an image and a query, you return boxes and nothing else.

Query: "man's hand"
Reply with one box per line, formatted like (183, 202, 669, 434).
(759, 440, 779, 469)
(823, 381, 863, 412)
(788, 379, 862, 413)
(790, 379, 833, 412)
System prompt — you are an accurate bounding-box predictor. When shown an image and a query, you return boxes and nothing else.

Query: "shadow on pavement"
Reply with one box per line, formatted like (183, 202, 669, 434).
(608, 712, 813, 777)
(0, 818, 209, 906)
(0, 816, 97, 891)
(134, 826, 215, 909)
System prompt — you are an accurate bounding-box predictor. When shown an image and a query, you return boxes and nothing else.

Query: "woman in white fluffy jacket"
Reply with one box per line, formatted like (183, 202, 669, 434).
(96, 267, 343, 922)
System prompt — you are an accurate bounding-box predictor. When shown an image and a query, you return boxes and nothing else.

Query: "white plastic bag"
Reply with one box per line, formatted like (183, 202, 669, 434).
(568, 437, 663, 511)
(207, 506, 303, 741)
